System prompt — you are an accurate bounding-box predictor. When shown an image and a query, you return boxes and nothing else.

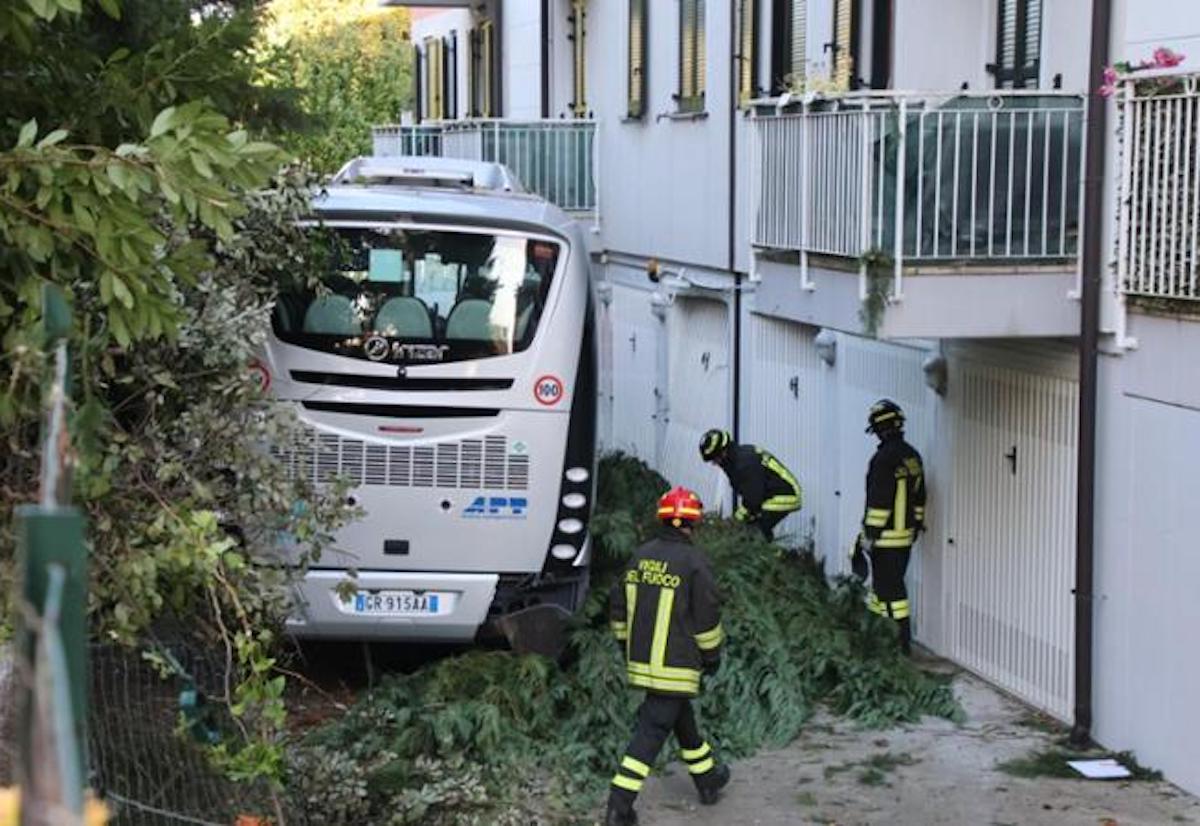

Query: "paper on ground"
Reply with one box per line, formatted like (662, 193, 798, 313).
(1067, 758, 1132, 779)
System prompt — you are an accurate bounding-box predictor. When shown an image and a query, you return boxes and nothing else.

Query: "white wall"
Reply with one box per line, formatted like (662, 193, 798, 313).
(586, 0, 736, 269)
(1094, 312, 1200, 796)
(503, 0, 544, 118)
(892, 0, 992, 91)
(891, 0, 1091, 93)
(1120, 0, 1200, 58)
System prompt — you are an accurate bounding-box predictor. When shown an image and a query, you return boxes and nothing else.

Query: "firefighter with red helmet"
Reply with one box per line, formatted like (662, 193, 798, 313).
(852, 399, 926, 654)
(605, 486, 731, 826)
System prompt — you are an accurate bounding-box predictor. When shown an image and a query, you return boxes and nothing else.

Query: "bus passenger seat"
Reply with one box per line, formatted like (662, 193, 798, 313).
(445, 299, 495, 340)
(302, 294, 362, 335)
(374, 297, 434, 339)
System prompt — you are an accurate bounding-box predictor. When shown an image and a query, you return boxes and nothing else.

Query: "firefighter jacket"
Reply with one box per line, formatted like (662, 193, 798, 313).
(609, 527, 724, 697)
(862, 434, 926, 549)
(718, 445, 802, 517)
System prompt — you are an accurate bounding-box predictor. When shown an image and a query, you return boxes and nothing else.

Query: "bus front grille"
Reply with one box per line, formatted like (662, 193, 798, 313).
(279, 428, 530, 491)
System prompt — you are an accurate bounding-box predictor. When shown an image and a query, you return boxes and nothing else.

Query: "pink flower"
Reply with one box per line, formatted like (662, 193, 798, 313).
(1153, 47, 1185, 68)
(1098, 84, 1116, 98)
(1102, 66, 1118, 86)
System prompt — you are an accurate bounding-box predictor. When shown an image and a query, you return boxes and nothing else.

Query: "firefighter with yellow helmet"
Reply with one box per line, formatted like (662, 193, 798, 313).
(605, 486, 731, 826)
(852, 399, 926, 655)
(699, 429, 802, 541)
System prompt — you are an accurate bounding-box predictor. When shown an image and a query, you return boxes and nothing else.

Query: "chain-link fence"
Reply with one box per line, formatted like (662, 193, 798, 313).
(2, 641, 281, 826)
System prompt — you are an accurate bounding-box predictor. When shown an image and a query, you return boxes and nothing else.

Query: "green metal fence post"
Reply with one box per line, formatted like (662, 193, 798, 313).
(14, 282, 88, 819)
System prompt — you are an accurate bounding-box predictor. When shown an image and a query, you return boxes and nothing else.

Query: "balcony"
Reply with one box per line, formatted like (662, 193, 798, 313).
(373, 119, 598, 215)
(749, 92, 1086, 338)
(1117, 70, 1200, 307)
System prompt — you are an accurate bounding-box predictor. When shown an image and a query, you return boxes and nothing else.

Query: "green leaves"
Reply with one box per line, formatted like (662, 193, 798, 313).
(286, 454, 962, 822)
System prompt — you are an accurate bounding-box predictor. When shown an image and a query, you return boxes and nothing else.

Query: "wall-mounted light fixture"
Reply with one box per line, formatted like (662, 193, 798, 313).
(814, 329, 837, 366)
(922, 353, 948, 396)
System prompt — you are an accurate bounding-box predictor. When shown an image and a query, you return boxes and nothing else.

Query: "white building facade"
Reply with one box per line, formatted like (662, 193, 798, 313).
(382, 0, 1200, 796)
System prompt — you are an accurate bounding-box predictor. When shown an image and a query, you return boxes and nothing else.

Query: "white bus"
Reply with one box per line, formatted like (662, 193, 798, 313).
(265, 157, 596, 648)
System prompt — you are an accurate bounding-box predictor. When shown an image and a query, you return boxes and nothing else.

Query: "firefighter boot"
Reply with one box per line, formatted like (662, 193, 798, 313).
(898, 617, 913, 656)
(695, 763, 731, 805)
(604, 796, 638, 826)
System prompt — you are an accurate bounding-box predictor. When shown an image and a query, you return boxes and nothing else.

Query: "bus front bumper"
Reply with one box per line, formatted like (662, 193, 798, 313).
(285, 569, 499, 642)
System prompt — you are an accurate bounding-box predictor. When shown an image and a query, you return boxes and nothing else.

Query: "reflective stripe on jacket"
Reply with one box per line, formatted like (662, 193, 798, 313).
(862, 435, 926, 549)
(609, 527, 723, 697)
(720, 444, 802, 517)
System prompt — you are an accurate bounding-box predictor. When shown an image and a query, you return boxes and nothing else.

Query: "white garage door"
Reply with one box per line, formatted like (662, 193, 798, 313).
(945, 347, 1078, 720)
(741, 314, 823, 546)
(609, 282, 661, 464)
(661, 297, 731, 512)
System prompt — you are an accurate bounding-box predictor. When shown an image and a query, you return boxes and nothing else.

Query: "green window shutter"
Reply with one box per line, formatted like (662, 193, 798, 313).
(628, 0, 647, 118)
(738, 0, 755, 106)
(572, 0, 587, 117)
(678, 0, 706, 111)
(994, 0, 1041, 88)
(791, 0, 806, 81)
(481, 19, 494, 117)
(680, 0, 696, 102)
(832, 0, 853, 90)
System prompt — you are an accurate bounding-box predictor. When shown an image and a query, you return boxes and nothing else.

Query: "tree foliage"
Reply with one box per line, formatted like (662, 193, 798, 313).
(0, 0, 347, 781)
(260, 0, 413, 172)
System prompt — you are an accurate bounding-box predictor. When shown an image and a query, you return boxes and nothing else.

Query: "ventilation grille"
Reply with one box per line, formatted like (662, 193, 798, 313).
(279, 428, 530, 490)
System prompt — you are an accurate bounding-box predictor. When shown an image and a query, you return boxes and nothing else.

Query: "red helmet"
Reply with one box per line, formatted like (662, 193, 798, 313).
(656, 486, 704, 527)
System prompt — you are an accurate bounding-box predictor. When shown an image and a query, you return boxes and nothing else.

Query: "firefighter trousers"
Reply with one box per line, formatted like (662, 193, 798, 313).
(752, 509, 790, 541)
(609, 693, 722, 810)
(868, 546, 912, 654)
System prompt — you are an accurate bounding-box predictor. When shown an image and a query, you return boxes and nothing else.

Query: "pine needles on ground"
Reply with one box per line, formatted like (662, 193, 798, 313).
(284, 453, 961, 824)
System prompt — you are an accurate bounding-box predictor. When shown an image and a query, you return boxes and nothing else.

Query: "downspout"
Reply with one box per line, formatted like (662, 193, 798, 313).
(1071, 0, 1112, 748)
(540, 0, 550, 118)
(492, 0, 504, 117)
(729, 0, 743, 499)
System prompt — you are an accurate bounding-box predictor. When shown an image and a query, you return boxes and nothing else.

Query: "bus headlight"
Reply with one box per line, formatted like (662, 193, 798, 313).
(561, 493, 587, 509)
(550, 544, 577, 561)
(565, 467, 589, 483)
(557, 518, 584, 535)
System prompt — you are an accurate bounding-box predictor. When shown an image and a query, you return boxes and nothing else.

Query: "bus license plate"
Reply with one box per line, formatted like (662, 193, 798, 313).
(352, 591, 439, 616)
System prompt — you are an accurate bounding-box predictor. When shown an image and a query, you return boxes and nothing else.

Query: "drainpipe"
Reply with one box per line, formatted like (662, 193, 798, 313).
(728, 0, 742, 459)
(1071, 0, 1112, 748)
(540, 0, 550, 118)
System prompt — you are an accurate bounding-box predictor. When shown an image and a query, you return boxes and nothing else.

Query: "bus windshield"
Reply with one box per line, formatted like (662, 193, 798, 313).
(273, 227, 562, 365)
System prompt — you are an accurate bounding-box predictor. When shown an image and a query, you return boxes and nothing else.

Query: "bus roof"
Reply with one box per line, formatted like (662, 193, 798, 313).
(315, 156, 575, 237)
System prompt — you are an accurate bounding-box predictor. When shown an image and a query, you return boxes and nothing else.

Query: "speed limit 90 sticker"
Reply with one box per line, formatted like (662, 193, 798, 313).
(534, 374, 565, 406)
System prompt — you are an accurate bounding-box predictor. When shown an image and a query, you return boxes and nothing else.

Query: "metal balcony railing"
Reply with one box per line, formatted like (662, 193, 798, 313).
(1117, 70, 1200, 301)
(751, 91, 1086, 284)
(372, 119, 599, 214)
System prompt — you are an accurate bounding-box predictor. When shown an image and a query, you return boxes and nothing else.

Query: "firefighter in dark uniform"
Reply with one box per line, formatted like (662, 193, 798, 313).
(851, 399, 926, 655)
(699, 429, 802, 540)
(605, 486, 731, 826)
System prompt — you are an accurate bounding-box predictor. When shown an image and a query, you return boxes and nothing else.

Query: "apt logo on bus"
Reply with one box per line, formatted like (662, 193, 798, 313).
(462, 496, 528, 520)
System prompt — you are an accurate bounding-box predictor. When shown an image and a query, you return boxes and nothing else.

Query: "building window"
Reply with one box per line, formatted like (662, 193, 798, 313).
(469, 20, 497, 118)
(570, 0, 587, 117)
(447, 32, 458, 119)
(414, 42, 425, 123)
(770, 0, 805, 94)
(991, 0, 1041, 88)
(677, 0, 706, 112)
(424, 36, 444, 120)
(627, 0, 648, 118)
(737, 0, 757, 106)
(830, 0, 855, 91)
